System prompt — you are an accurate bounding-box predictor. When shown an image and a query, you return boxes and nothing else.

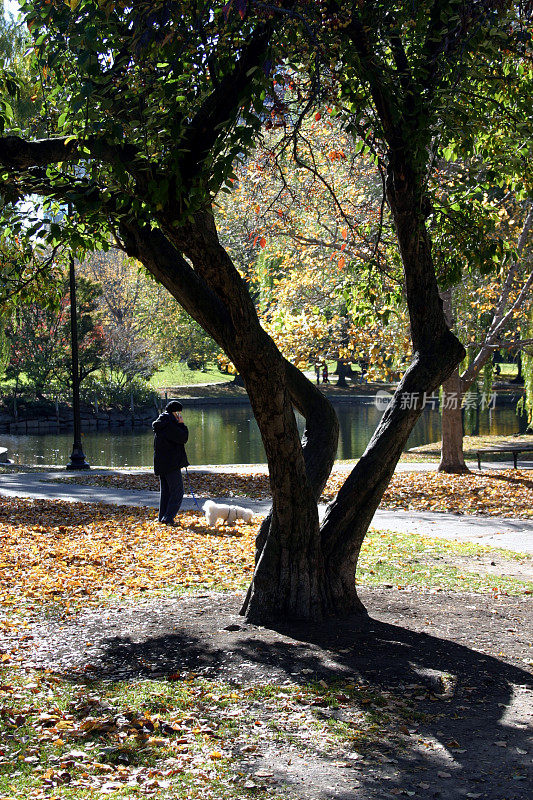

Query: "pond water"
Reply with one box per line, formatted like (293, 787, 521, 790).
(1, 396, 527, 468)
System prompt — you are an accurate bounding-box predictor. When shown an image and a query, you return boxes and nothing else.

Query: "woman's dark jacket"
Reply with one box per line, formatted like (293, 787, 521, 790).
(152, 411, 189, 476)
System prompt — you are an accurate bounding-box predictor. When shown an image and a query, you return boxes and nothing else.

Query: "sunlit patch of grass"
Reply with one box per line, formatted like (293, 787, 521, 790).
(150, 361, 230, 388)
(358, 530, 533, 594)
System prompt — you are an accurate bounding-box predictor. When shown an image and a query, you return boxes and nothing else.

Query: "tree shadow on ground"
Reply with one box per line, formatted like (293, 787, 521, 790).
(44, 592, 532, 800)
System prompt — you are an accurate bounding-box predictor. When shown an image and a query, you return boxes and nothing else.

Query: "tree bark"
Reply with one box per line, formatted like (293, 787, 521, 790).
(438, 367, 469, 473)
(335, 359, 354, 386)
(120, 214, 340, 621)
(437, 289, 469, 473)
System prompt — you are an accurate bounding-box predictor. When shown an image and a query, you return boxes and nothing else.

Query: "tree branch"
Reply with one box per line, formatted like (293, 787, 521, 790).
(0, 134, 143, 174)
(461, 202, 533, 389)
(176, 23, 272, 185)
(118, 220, 236, 352)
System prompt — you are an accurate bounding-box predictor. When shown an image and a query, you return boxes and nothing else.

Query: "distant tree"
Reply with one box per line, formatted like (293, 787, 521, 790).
(439, 202, 533, 471)
(6, 273, 104, 397)
(81, 248, 221, 375)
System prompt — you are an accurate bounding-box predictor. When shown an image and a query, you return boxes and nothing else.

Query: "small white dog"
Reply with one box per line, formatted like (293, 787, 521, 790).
(203, 500, 253, 526)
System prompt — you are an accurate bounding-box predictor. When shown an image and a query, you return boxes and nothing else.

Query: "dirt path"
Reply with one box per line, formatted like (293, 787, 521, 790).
(19, 588, 532, 800)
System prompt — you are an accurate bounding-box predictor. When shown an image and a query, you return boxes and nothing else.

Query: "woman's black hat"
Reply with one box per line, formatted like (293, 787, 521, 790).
(165, 400, 183, 412)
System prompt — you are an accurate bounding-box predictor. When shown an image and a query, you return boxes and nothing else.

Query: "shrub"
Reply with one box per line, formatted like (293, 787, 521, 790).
(81, 375, 159, 410)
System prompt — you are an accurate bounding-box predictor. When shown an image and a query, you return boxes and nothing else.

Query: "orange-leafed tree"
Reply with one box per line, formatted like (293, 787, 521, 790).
(216, 117, 411, 382)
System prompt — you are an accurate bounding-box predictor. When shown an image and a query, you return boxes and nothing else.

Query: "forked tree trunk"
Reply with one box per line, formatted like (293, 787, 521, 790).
(243, 151, 466, 620)
(121, 171, 465, 622)
(121, 216, 340, 620)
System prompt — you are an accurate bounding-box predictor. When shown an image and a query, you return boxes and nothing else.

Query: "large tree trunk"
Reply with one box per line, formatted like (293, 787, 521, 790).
(176, 216, 340, 621)
(438, 367, 469, 473)
(119, 152, 465, 623)
(438, 291, 469, 473)
(121, 215, 341, 621)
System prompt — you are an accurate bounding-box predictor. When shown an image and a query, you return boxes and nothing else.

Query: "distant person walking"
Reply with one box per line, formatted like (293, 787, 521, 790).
(315, 363, 321, 385)
(152, 400, 189, 526)
(322, 362, 329, 384)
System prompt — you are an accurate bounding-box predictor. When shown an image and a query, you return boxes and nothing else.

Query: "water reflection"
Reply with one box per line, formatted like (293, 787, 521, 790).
(1, 399, 527, 468)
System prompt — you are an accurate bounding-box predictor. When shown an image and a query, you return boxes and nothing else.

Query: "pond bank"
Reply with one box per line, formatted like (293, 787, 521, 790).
(1, 380, 524, 432)
(168, 380, 525, 406)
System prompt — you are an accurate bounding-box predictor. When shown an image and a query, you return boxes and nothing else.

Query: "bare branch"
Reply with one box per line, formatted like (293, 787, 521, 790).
(461, 202, 533, 389)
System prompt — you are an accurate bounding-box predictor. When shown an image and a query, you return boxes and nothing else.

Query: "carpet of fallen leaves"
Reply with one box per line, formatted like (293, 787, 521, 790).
(339, 469, 533, 517)
(54, 471, 271, 500)
(1, 493, 531, 639)
(55, 467, 533, 517)
(0, 498, 256, 613)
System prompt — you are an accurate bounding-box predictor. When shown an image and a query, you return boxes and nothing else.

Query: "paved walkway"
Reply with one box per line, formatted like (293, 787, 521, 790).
(0, 464, 532, 555)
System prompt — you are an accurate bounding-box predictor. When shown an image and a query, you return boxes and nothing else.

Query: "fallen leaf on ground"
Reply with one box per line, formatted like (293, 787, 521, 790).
(52, 467, 533, 518)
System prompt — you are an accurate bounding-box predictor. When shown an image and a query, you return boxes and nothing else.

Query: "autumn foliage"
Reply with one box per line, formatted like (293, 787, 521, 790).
(0, 499, 256, 614)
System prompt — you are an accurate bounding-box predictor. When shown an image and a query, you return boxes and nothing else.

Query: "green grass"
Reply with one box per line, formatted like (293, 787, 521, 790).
(498, 362, 518, 378)
(0, 667, 418, 799)
(358, 529, 532, 594)
(150, 361, 231, 389)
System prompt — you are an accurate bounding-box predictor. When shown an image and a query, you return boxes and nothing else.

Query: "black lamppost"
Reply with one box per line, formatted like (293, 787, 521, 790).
(66, 249, 90, 470)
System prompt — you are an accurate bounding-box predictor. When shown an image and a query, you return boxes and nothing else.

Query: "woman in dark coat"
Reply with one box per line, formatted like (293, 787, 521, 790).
(152, 400, 189, 525)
